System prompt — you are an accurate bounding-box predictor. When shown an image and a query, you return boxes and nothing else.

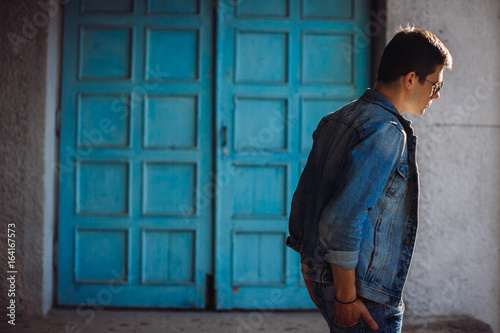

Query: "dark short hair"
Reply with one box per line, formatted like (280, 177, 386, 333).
(377, 26, 453, 84)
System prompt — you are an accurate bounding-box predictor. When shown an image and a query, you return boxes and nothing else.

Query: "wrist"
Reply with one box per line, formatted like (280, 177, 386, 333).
(335, 294, 358, 305)
(334, 286, 357, 303)
(330, 263, 357, 301)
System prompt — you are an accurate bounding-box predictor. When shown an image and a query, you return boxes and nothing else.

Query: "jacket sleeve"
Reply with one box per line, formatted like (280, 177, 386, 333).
(317, 122, 405, 270)
(286, 128, 319, 254)
(286, 168, 307, 253)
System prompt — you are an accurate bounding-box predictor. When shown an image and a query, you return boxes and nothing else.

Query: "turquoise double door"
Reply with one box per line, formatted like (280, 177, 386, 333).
(58, 0, 370, 309)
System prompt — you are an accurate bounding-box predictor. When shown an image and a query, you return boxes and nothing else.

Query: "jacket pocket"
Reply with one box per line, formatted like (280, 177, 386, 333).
(386, 162, 408, 199)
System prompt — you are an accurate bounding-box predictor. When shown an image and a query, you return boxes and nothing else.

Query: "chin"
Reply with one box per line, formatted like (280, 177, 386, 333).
(418, 105, 429, 115)
(407, 109, 425, 116)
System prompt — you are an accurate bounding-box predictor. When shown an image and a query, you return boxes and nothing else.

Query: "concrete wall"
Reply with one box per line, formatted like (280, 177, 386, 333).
(42, 3, 61, 315)
(386, 0, 500, 332)
(0, 0, 54, 318)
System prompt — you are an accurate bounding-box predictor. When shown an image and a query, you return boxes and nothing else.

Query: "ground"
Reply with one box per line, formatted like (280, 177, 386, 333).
(0, 308, 493, 333)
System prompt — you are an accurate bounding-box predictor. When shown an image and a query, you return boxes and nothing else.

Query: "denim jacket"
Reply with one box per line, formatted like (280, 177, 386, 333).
(286, 89, 419, 307)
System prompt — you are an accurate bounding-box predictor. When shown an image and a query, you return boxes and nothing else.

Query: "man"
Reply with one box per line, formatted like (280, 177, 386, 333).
(286, 27, 453, 332)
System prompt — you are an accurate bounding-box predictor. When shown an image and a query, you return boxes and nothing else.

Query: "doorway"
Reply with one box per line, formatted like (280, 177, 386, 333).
(57, 0, 370, 309)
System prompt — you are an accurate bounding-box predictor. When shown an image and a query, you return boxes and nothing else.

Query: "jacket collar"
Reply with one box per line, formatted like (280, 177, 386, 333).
(359, 88, 415, 136)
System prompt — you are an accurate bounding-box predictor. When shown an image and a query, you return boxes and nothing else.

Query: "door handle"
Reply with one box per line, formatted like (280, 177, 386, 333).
(221, 126, 227, 147)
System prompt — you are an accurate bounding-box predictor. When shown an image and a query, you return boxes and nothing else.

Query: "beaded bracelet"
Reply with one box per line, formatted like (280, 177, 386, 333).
(334, 295, 358, 305)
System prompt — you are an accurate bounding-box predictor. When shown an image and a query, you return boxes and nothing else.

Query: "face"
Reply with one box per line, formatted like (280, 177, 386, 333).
(407, 65, 445, 116)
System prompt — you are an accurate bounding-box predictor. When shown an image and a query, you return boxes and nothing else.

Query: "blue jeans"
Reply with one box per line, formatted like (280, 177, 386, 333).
(312, 280, 404, 333)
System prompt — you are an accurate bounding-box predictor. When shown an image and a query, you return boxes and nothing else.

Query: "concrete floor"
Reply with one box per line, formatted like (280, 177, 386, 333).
(0, 308, 493, 333)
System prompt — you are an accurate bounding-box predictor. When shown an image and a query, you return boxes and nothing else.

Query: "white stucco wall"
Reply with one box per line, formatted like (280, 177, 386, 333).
(386, 1, 500, 332)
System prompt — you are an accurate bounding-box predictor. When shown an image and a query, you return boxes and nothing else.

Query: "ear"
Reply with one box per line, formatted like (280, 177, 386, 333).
(403, 71, 417, 90)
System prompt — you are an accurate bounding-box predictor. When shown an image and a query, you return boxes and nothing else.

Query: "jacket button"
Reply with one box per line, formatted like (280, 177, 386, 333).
(390, 296, 397, 303)
(404, 238, 411, 246)
(397, 271, 404, 277)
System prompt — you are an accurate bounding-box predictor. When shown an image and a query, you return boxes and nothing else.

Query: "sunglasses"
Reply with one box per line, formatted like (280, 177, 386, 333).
(416, 72, 443, 98)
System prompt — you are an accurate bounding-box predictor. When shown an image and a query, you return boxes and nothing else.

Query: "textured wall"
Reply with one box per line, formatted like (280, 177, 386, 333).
(42, 4, 61, 315)
(386, 0, 500, 332)
(0, 0, 49, 317)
